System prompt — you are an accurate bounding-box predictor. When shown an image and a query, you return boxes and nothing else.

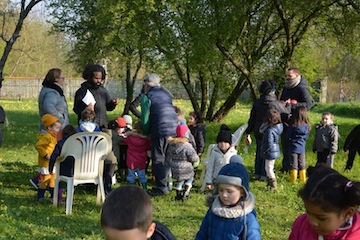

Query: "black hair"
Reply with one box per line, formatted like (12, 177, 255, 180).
(61, 125, 77, 139)
(299, 166, 360, 213)
(82, 64, 106, 81)
(189, 111, 203, 123)
(259, 79, 277, 95)
(101, 185, 153, 232)
(107, 119, 119, 130)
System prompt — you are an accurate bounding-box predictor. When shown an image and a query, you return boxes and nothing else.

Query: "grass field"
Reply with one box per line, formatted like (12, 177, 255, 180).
(1, 98, 360, 239)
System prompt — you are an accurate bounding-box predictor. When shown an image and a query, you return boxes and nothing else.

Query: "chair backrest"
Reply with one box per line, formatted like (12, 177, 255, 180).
(59, 132, 112, 180)
(203, 143, 216, 166)
(232, 123, 248, 149)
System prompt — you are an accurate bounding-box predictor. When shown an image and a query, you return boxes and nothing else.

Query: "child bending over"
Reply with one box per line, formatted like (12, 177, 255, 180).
(289, 166, 360, 239)
(101, 185, 176, 240)
(196, 158, 261, 239)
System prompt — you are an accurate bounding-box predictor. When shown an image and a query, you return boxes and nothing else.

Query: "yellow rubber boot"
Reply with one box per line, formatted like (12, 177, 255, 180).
(289, 170, 298, 183)
(299, 169, 307, 183)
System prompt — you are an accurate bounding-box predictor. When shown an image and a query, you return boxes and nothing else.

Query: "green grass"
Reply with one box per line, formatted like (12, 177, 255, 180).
(1, 98, 360, 239)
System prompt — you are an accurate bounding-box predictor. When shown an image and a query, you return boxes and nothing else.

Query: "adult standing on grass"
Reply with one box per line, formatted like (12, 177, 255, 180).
(279, 67, 312, 172)
(38, 68, 69, 133)
(73, 64, 119, 129)
(141, 73, 178, 197)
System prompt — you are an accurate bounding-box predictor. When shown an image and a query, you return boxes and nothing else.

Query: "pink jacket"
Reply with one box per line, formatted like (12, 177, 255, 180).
(123, 133, 151, 170)
(289, 212, 360, 240)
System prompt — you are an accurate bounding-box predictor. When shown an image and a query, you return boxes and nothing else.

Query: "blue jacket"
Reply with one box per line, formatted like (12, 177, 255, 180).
(260, 123, 283, 160)
(195, 193, 261, 240)
(286, 124, 309, 154)
(141, 87, 178, 138)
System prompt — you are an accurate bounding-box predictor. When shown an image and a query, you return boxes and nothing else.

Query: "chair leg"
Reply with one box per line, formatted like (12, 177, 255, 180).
(200, 166, 207, 193)
(66, 180, 74, 215)
(53, 179, 59, 207)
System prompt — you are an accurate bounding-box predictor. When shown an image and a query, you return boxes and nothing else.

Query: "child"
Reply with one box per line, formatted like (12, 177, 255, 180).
(286, 106, 310, 183)
(101, 185, 176, 240)
(205, 124, 237, 190)
(312, 112, 339, 168)
(165, 122, 199, 201)
(123, 122, 151, 190)
(76, 108, 101, 132)
(48, 124, 78, 203)
(195, 158, 261, 239)
(35, 114, 62, 201)
(259, 109, 283, 191)
(188, 111, 206, 158)
(289, 166, 360, 239)
(344, 124, 360, 171)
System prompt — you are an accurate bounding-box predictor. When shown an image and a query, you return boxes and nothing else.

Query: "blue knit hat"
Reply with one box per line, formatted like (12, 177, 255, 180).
(215, 158, 250, 198)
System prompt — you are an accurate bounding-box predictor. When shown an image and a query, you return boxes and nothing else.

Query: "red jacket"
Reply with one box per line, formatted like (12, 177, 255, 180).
(289, 211, 360, 240)
(123, 133, 151, 170)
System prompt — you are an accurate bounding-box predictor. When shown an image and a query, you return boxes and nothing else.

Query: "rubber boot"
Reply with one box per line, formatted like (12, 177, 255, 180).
(175, 190, 184, 201)
(183, 184, 191, 199)
(267, 178, 278, 191)
(289, 170, 298, 183)
(38, 188, 46, 201)
(49, 187, 54, 201)
(299, 169, 307, 183)
(141, 182, 147, 191)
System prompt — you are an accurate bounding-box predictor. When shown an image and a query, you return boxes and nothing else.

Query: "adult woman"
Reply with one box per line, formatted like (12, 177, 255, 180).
(38, 68, 69, 131)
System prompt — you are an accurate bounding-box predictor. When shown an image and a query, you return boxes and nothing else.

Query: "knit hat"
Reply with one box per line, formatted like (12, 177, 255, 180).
(216, 158, 250, 199)
(216, 124, 232, 144)
(143, 73, 161, 87)
(116, 117, 127, 128)
(122, 114, 132, 126)
(41, 114, 59, 128)
(176, 122, 189, 138)
(229, 154, 244, 165)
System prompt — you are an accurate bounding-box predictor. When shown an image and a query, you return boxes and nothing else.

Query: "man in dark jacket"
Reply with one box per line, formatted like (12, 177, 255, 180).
(279, 67, 312, 172)
(141, 73, 178, 196)
(344, 124, 360, 170)
(73, 64, 118, 129)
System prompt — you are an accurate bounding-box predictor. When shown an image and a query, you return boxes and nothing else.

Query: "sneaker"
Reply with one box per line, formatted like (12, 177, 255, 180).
(29, 178, 39, 190)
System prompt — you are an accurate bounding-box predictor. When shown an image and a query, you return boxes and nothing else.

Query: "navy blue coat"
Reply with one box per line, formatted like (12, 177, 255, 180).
(260, 123, 283, 160)
(286, 124, 309, 154)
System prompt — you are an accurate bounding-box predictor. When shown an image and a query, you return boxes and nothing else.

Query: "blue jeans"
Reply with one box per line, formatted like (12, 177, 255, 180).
(175, 177, 194, 191)
(127, 168, 147, 184)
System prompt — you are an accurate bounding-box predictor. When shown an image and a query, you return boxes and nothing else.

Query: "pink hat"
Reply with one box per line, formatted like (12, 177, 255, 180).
(176, 122, 189, 138)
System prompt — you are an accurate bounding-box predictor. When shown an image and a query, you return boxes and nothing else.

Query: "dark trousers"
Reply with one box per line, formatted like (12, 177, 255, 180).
(346, 149, 360, 170)
(281, 126, 290, 171)
(254, 139, 266, 178)
(316, 149, 331, 166)
(290, 152, 306, 170)
(103, 163, 116, 195)
(151, 137, 169, 194)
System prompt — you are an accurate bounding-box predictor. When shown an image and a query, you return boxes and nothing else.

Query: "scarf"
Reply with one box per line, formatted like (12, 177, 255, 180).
(284, 75, 301, 89)
(42, 80, 64, 96)
(79, 120, 97, 132)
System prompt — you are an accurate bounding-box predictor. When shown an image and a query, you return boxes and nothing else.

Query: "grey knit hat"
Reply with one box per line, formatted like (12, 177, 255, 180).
(143, 73, 161, 87)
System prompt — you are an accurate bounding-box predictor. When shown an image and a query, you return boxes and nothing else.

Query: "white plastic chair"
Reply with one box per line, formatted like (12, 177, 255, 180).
(198, 144, 216, 192)
(232, 124, 248, 150)
(53, 132, 112, 215)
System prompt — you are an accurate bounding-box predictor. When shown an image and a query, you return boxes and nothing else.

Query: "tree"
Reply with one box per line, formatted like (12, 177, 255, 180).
(0, 0, 43, 88)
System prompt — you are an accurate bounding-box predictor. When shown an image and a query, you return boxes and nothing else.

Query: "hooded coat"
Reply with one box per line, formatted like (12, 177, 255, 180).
(260, 123, 283, 160)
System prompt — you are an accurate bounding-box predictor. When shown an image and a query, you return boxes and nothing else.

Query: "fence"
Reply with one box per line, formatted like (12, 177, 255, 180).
(0, 78, 189, 99)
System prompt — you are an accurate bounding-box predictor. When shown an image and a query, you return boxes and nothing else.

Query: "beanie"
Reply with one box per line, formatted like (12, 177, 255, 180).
(41, 114, 59, 128)
(143, 73, 161, 87)
(116, 117, 127, 128)
(216, 124, 232, 144)
(229, 154, 244, 165)
(122, 114, 132, 125)
(216, 158, 250, 199)
(176, 122, 189, 138)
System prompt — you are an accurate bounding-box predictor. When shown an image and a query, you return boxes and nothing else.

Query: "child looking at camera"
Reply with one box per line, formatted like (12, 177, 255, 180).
(289, 166, 360, 239)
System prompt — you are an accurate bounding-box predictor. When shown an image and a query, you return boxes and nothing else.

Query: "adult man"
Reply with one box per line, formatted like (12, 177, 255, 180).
(141, 73, 178, 196)
(280, 67, 312, 172)
(73, 64, 119, 129)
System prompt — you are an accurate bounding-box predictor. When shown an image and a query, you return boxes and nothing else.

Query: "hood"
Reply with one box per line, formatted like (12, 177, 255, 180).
(211, 192, 255, 218)
(293, 124, 309, 135)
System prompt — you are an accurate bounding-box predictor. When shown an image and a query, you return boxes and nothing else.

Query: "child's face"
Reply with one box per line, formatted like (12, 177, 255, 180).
(304, 200, 354, 236)
(117, 127, 125, 135)
(218, 141, 231, 152)
(321, 115, 332, 126)
(218, 183, 242, 206)
(188, 115, 197, 126)
(103, 222, 155, 240)
(48, 122, 61, 135)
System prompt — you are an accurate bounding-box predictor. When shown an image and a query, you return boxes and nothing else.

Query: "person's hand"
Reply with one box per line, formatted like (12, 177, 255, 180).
(87, 103, 94, 110)
(112, 98, 119, 105)
(206, 184, 213, 190)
